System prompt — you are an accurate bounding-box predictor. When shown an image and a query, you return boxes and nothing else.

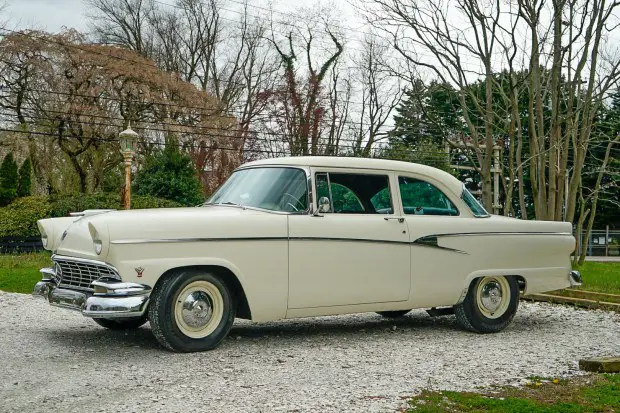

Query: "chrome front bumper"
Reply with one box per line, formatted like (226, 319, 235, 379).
(33, 268, 151, 319)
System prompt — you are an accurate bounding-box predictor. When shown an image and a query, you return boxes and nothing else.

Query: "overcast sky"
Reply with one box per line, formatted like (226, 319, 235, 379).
(5, 0, 88, 31)
(4, 0, 359, 33)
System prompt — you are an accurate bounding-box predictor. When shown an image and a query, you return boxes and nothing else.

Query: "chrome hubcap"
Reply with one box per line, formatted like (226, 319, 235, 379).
(480, 281, 502, 313)
(181, 291, 214, 329)
(174, 280, 224, 339)
(475, 276, 511, 319)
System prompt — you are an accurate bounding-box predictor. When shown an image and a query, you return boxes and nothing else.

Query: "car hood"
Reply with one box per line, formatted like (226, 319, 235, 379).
(48, 206, 287, 261)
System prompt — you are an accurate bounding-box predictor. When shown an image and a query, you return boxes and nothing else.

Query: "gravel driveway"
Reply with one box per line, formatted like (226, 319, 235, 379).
(1, 292, 618, 412)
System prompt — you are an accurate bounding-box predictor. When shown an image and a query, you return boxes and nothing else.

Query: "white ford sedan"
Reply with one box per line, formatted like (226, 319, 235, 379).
(33, 157, 581, 352)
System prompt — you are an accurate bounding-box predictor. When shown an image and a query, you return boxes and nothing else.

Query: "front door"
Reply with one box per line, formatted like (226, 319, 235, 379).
(287, 170, 411, 309)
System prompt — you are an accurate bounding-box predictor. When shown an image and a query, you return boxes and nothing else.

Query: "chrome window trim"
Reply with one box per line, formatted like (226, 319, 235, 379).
(313, 170, 395, 215)
(461, 184, 490, 218)
(398, 175, 461, 217)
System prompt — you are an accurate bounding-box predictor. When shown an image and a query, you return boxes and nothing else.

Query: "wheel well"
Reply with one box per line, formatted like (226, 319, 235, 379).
(467, 275, 527, 293)
(514, 275, 527, 294)
(155, 265, 252, 320)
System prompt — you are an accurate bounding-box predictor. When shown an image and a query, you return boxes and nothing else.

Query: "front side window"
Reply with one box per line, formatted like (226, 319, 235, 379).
(208, 167, 308, 212)
(399, 176, 458, 216)
(315, 172, 393, 214)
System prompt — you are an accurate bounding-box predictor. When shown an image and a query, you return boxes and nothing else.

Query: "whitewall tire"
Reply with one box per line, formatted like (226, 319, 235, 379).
(149, 270, 235, 352)
(454, 275, 519, 333)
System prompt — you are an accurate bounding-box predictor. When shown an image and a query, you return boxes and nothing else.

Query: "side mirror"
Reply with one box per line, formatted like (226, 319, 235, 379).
(317, 196, 331, 214)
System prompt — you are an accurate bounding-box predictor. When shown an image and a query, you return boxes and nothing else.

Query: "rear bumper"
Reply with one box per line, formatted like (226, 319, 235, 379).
(33, 268, 150, 319)
(569, 270, 583, 287)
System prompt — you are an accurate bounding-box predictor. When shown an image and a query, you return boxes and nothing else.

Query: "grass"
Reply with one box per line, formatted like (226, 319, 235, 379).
(575, 262, 620, 294)
(406, 374, 620, 412)
(0, 252, 52, 293)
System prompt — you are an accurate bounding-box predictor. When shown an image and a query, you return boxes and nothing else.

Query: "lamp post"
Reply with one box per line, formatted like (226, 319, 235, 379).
(119, 126, 139, 209)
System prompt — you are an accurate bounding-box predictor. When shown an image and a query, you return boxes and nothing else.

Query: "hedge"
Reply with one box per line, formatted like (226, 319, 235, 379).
(0, 196, 51, 237)
(0, 193, 183, 238)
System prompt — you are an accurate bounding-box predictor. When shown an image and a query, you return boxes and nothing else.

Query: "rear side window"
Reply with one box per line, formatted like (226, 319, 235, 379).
(399, 176, 458, 216)
(315, 172, 393, 214)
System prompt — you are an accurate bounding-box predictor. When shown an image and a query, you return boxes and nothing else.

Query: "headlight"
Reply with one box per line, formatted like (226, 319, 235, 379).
(41, 233, 48, 248)
(93, 239, 103, 255)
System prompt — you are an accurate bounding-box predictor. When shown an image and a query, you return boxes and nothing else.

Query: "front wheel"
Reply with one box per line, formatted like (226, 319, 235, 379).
(148, 270, 235, 352)
(454, 275, 519, 333)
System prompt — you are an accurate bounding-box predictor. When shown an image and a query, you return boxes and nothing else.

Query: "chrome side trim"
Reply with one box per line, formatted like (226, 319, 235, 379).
(292, 237, 408, 246)
(424, 232, 573, 237)
(413, 235, 468, 254)
(111, 232, 571, 247)
(112, 236, 288, 245)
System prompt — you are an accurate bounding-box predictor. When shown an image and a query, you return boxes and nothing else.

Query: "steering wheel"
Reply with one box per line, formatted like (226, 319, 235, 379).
(281, 192, 305, 212)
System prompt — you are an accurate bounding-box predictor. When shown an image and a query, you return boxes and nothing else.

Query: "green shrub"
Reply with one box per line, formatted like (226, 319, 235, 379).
(0, 196, 51, 237)
(134, 147, 204, 206)
(48, 193, 183, 217)
(0, 153, 18, 206)
(0, 193, 183, 239)
(48, 193, 122, 217)
(131, 195, 183, 209)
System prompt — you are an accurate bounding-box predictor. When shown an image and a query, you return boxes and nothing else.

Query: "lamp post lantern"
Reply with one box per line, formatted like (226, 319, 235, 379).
(119, 126, 139, 209)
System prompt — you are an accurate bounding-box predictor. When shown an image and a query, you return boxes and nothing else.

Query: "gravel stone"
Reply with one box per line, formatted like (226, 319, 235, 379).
(0, 291, 618, 412)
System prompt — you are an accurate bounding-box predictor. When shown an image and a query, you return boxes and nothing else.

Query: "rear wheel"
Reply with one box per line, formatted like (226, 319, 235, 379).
(454, 276, 519, 333)
(376, 310, 411, 318)
(93, 315, 148, 330)
(148, 270, 235, 352)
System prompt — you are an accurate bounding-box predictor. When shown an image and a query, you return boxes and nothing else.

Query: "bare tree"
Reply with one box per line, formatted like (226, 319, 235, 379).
(264, 16, 344, 155)
(363, 0, 507, 210)
(0, 30, 231, 194)
(351, 34, 403, 156)
(87, 0, 156, 57)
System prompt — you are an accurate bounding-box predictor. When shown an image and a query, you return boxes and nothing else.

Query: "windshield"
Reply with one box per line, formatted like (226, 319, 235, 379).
(207, 167, 308, 213)
(461, 185, 490, 217)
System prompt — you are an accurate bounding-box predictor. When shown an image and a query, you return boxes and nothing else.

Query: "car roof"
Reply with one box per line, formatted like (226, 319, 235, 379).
(240, 156, 464, 196)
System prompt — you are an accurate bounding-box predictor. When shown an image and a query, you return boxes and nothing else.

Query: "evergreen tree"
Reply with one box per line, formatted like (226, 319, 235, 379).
(17, 158, 32, 197)
(385, 80, 461, 172)
(0, 153, 18, 206)
(388, 80, 462, 151)
(134, 146, 204, 206)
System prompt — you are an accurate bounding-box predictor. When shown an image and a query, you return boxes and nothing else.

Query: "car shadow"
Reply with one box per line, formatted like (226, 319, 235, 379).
(40, 310, 547, 353)
(229, 311, 459, 339)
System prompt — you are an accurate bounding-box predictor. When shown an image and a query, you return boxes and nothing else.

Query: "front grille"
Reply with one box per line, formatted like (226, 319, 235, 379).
(54, 257, 120, 291)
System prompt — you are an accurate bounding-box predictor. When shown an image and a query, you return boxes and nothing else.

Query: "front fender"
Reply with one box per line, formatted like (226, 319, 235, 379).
(109, 241, 289, 322)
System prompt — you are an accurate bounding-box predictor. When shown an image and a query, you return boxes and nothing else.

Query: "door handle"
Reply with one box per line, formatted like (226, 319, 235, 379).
(384, 217, 405, 223)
